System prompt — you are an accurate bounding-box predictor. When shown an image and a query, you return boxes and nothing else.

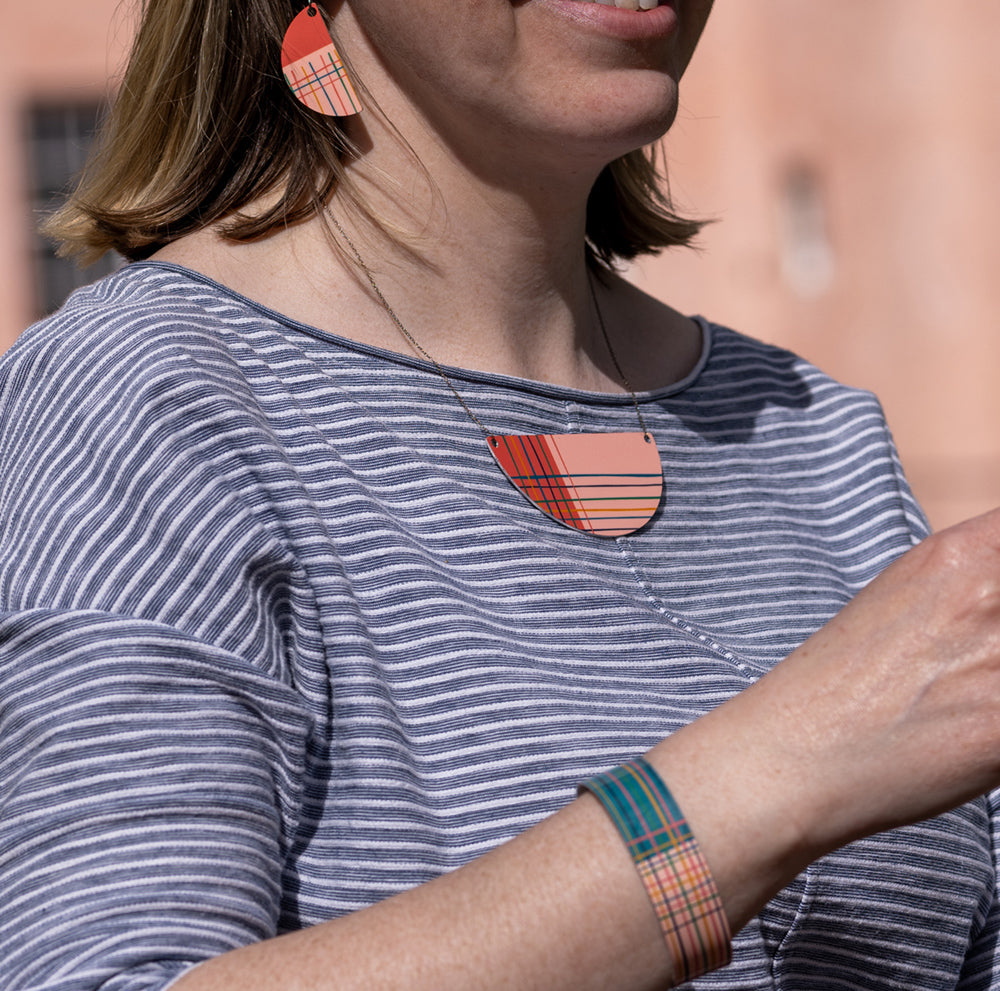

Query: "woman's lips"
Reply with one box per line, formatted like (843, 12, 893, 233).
(573, 0, 663, 8)
(552, 0, 679, 41)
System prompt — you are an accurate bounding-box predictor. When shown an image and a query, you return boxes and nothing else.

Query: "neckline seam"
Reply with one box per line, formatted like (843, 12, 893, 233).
(128, 260, 714, 403)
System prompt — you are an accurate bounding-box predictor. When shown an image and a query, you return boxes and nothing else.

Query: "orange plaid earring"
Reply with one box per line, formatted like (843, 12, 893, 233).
(281, 3, 362, 116)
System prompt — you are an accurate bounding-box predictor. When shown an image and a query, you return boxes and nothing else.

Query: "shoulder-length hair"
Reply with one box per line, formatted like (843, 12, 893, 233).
(45, 0, 704, 269)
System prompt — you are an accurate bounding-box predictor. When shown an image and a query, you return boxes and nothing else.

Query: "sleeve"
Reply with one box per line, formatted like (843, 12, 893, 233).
(0, 611, 313, 991)
(876, 397, 932, 544)
(957, 789, 1000, 990)
(0, 317, 317, 991)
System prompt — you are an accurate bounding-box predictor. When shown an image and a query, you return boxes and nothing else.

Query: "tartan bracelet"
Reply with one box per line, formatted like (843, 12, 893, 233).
(580, 757, 732, 984)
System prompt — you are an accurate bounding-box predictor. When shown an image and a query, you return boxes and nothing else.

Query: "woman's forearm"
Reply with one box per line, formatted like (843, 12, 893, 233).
(174, 786, 679, 991)
(173, 712, 810, 991)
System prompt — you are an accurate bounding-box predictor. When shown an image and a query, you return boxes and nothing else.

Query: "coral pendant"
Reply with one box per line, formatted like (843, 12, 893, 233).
(488, 431, 663, 537)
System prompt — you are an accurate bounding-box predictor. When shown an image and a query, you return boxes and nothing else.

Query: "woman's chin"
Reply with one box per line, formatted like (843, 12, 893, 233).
(540, 78, 681, 160)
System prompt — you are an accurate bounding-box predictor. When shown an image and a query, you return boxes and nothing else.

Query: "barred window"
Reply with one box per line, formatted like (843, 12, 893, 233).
(24, 102, 121, 317)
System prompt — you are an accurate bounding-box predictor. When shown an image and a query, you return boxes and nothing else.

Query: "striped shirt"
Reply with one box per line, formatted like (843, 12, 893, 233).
(0, 262, 996, 991)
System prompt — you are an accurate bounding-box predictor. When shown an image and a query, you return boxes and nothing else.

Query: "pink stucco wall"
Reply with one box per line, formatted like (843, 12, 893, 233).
(635, 2, 1000, 528)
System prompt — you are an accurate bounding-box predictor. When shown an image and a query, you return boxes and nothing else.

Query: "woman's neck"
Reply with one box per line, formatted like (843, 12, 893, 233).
(152, 121, 701, 394)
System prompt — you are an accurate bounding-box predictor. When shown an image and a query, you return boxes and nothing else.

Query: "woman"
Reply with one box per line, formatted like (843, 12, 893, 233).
(2, 0, 1000, 988)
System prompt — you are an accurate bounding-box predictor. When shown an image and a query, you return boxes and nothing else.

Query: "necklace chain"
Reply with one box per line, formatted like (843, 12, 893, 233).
(330, 215, 650, 439)
(585, 276, 650, 437)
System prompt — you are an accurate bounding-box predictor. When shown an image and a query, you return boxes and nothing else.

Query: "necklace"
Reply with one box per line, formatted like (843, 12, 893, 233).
(332, 219, 664, 537)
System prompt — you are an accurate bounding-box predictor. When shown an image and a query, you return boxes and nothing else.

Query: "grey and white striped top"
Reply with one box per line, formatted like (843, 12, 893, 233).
(1, 262, 996, 991)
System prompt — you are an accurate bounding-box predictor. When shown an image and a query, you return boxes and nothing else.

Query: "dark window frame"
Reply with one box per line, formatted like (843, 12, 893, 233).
(23, 101, 122, 318)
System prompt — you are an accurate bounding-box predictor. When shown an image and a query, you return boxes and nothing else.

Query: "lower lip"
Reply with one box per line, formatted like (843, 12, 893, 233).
(545, 0, 680, 42)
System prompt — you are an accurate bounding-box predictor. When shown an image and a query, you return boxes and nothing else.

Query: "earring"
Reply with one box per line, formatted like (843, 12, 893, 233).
(281, 3, 362, 116)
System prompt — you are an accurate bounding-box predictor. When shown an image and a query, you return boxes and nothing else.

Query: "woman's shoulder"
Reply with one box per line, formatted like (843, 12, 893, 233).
(700, 320, 863, 390)
(3, 262, 250, 375)
(693, 318, 882, 420)
(0, 264, 288, 442)
(616, 278, 875, 410)
(0, 264, 292, 501)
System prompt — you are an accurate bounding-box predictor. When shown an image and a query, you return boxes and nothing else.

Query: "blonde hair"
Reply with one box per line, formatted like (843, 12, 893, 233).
(45, 0, 703, 267)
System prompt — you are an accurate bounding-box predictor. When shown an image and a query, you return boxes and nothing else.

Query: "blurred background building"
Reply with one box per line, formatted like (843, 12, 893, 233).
(2, 0, 998, 530)
(0, 0, 129, 339)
